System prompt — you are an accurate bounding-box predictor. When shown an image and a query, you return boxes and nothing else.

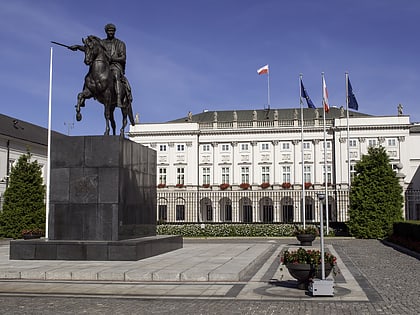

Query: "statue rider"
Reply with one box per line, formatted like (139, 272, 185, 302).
(70, 23, 132, 108)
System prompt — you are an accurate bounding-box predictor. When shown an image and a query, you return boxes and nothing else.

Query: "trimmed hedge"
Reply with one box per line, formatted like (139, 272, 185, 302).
(157, 223, 301, 237)
(393, 221, 420, 241)
(388, 221, 420, 253)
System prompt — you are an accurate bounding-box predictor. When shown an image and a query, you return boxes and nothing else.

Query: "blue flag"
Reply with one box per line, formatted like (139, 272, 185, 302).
(300, 80, 316, 109)
(347, 77, 359, 110)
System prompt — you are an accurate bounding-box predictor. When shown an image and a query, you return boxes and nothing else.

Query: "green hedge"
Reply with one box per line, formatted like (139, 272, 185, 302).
(157, 223, 302, 237)
(393, 221, 420, 241)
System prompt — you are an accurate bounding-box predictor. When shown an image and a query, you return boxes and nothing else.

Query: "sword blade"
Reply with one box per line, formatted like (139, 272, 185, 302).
(51, 41, 71, 49)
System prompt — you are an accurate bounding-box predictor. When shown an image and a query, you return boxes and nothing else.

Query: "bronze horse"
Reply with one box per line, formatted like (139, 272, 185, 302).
(75, 35, 134, 136)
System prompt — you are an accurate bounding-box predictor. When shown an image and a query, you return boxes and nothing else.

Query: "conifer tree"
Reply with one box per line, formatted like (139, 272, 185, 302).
(347, 146, 403, 238)
(0, 152, 45, 238)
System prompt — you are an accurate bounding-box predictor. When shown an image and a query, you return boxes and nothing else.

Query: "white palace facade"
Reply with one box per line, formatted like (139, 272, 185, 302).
(128, 107, 420, 224)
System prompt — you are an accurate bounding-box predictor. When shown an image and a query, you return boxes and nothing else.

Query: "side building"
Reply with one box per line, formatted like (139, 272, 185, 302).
(0, 114, 50, 209)
(129, 107, 420, 224)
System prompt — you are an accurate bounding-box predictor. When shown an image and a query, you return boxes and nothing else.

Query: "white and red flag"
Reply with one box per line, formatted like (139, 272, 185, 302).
(257, 64, 269, 75)
(322, 76, 330, 113)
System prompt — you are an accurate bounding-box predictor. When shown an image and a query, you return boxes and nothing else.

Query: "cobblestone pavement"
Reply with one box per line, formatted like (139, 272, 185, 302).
(0, 239, 418, 315)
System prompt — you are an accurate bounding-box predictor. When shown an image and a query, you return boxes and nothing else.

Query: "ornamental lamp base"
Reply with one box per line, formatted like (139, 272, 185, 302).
(308, 279, 334, 296)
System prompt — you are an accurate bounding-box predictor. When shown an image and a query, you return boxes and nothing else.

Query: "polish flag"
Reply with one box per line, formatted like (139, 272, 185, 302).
(257, 64, 269, 75)
(322, 76, 330, 113)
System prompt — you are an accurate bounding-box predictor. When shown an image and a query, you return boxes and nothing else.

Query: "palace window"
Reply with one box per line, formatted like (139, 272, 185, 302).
(202, 167, 210, 185)
(387, 138, 397, 147)
(303, 165, 312, 183)
(176, 167, 185, 185)
(303, 142, 311, 150)
(221, 144, 230, 151)
(261, 166, 270, 183)
(202, 144, 211, 152)
(323, 165, 332, 184)
(177, 144, 185, 151)
(282, 165, 291, 183)
(159, 168, 167, 185)
(240, 143, 249, 151)
(282, 142, 290, 150)
(241, 166, 250, 183)
(368, 139, 377, 148)
(221, 167, 230, 184)
(349, 139, 357, 148)
(261, 143, 270, 151)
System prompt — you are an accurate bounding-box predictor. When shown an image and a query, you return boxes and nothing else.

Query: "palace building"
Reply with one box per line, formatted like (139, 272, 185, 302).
(128, 107, 420, 224)
(1, 107, 420, 223)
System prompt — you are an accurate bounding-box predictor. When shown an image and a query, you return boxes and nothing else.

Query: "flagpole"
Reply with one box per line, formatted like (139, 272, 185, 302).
(46, 47, 53, 239)
(300, 74, 306, 228)
(323, 74, 330, 236)
(346, 72, 351, 192)
(320, 72, 329, 280)
(267, 65, 271, 109)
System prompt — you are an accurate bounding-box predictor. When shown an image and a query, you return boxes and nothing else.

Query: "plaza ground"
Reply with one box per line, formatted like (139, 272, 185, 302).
(0, 238, 418, 314)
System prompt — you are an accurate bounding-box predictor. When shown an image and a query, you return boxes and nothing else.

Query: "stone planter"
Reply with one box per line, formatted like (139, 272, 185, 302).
(296, 233, 316, 246)
(286, 263, 332, 290)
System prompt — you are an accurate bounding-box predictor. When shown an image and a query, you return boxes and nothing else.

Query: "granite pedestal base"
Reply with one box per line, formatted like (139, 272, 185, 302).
(10, 135, 183, 261)
(10, 235, 183, 261)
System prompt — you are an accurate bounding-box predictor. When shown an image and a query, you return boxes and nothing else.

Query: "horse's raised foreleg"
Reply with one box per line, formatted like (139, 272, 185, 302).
(75, 88, 92, 122)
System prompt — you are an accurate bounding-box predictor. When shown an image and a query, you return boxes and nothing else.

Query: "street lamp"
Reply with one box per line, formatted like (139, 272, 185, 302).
(308, 193, 334, 296)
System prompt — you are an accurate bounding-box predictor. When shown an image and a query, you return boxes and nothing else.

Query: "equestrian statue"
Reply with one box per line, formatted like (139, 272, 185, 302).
(53, 23, 135, 136)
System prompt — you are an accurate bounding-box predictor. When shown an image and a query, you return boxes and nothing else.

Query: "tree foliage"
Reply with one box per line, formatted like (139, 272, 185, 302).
(347, 146, 403, 238)
(0, 152, 46, 238)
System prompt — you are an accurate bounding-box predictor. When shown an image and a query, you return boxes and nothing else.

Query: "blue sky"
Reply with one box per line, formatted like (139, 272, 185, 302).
(1, 0, 419, 136)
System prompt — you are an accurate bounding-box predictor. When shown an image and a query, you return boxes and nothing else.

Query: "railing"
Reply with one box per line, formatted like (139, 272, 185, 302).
(405, 189, 420, 220)
(156, 187, 350, 223)
(199, 119, 334, 130)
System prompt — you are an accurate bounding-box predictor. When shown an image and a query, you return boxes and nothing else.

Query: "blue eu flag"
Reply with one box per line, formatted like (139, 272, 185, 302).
(348, 77, 359, 110)
(300, 80, 316, 109)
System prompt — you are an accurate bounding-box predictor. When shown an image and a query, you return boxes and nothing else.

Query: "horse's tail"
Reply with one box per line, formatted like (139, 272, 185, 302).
(128, 102, 135, 126)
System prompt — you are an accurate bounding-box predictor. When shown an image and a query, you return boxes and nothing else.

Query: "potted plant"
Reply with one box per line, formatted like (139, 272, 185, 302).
(219, 183, 230, 190)
(22, 228, 44, 240)
(281, 247, 337, 290)
(282, 182, 291, 189)
(239, 183, 250, 190)
(294, 225, 319, 246)
(202, 184, 210, 188)
(304, 182, 312, 189)
(260, 182, 270, 189)
(175, 183, 185, 188)
(157, 183, 166, 188)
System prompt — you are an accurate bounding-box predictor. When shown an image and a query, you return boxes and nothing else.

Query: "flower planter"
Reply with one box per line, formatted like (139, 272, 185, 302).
(260, 182, 270, 189)
(296, 233, 316, 246)
(282, 182, 291, 189)
(219, 183, 230, 190)
(23, 234, 42, 240)
(286, 263, 333, 290)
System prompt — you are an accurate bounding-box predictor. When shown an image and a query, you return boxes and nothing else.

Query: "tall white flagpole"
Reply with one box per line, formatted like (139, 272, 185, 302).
(321, 72, 329, 280)
(267, 65, 271, 109)
(46, 47, 53, 239)
(300, 74, 306, 228)
(323, 74, 330, 235)
(345, 72, 351, 191)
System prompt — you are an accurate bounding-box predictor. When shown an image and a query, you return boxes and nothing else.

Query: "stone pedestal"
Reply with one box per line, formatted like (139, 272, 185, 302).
(10, 135, 182, 260)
